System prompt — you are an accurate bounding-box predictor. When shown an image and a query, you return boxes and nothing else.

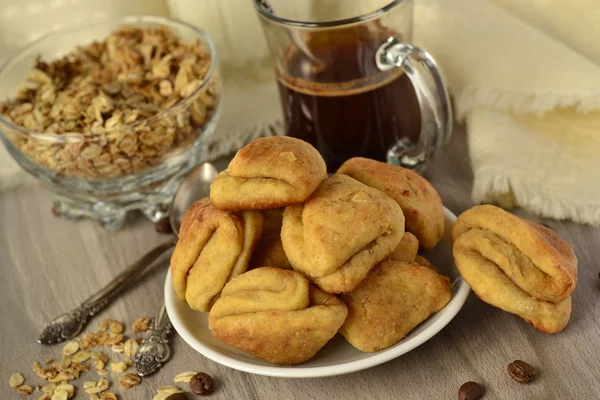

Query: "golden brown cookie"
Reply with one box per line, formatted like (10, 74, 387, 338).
(340, 260, 451, 352)
(249, 208, 291, 269)
(337, 157, 444, 251)
(170, 198, 264, 312)
(282, 174, 405, 293)
(210, 136, 327, 211)
(452, 204, 577, 333)
(390, 232, 419, 262)
(209, 267, 348, 365)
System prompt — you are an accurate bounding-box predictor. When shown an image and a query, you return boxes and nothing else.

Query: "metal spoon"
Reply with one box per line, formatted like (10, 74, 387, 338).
(38, 162, 219, 346)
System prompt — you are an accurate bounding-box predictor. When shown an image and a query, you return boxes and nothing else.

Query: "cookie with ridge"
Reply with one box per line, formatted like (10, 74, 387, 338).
(390, 232, 419, 262)
(170, 198, 264, 312)
(282, 174, 405, 293)
(452, 204, 577, 333)
(209, 267, 348, 365)
(210, 136, 327, 211)
(341, 260, 451, 352)
(337, 157, 444, 251)
(249, 208, 291, 269)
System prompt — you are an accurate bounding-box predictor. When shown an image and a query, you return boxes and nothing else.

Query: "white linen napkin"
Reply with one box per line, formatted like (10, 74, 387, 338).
(414, 0, 600, 225)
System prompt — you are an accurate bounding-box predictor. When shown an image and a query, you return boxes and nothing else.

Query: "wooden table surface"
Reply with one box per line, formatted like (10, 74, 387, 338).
(1, 125, 599, 400)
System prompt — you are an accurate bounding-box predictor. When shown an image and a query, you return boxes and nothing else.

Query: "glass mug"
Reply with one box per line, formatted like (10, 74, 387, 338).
(253, 0, 452, 171)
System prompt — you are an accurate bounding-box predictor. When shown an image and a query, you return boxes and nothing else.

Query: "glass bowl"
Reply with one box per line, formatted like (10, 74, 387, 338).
(0, 15, 221, 230)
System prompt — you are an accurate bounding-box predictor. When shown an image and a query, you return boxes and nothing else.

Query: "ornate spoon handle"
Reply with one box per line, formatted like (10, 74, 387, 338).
(82, 239, 177, 310)
(134, 302, 172, 377)
(38, 239, 176, 345)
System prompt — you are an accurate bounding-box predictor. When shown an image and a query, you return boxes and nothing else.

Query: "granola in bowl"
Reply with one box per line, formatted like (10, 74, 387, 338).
(0, 25, 219, 180)
(0, 16, 222, 229)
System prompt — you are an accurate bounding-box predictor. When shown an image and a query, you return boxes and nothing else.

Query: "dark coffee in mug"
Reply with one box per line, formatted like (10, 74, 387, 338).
(276, 27, 421, 171)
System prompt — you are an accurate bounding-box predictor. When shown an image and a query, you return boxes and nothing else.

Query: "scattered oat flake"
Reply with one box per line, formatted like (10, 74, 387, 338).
(9, 372, 24, 387)
(119, 373, 142, 389)
(173, 370, 200, 383)
(97, 378, 110, 392)
(153, 386, 185, 400)
(45, 359, 54, 365)
(97, 319, 110, 333)
(59, 355, 71, 369)
(109, 321, 124, 334)
(72, 350, 91, 363)
(110, 362, 128, 373)
(51, 389, 68, 400)
(88, 394, 101, 400)
(105, 333, 124, 346)
(132, 317, 151, 333)
(17, 384, 34, 394)
(123, 339, 139, 357)
(90, 351, 108, 362)
(41, 383, 57, 395)
(62, 341, 80, 356)
(55, 384, 74, 397)
(101, 392, 118, 400)
(83, 381, 97, 389)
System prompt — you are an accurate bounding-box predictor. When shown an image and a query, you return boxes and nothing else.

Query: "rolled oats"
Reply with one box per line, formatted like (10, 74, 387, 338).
(173, 371, 200, 383)
(59, 355, 72, 369)
(119, 373, 142, 389)
(62, 341, 80, 356)
(132, 317, 151, 333)
(51, 389, 69, 400)
(0, 26, 219, 180)
(90, 351, 108, 362)
(111, 344, 124, 353)
(153, 386, 185, 400)
(72, 351, 91, 363)
(105, 333, 124, 347)
(17, 384, 34, 394)
(100, 393, 118, 400)
(109, 362, 128, 373)
(55, 384, 75, 397)
(9, 372, 24, 387)
(123, 339, 139, 358)
(109, 321, 124, 334)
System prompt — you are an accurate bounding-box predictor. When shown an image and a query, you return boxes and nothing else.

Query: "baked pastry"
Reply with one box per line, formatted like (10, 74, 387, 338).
(209, 267, 348, 365)
(210, 136, 327, 211)
(340, 260, 452, 352)
(337, 157, 444, 251)
(282, 174, 405, 293)
(390, 232, 419, 262)
(452, 205, 577, 333)
(249, 208, 291, 269)
(170, 198, 264, 312)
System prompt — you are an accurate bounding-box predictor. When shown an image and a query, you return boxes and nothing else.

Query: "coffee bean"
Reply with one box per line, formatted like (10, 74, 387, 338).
(155, 217, 173, 234)
(190, 372, 214, 396)
(458, 381, 483, 400)
(507, 360, 536, 383)
(165, 393, 188, 400)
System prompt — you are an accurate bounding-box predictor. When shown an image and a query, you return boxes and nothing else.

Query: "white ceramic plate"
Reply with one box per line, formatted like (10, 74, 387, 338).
(165, 206, 470, 378)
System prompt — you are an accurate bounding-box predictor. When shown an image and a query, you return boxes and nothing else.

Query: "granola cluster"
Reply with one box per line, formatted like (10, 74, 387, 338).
(0, 26, 219, 180)
(8, 317, 150, 399)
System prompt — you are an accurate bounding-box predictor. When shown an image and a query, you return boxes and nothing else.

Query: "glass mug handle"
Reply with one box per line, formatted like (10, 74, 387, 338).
(376, 37, 453, 170)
